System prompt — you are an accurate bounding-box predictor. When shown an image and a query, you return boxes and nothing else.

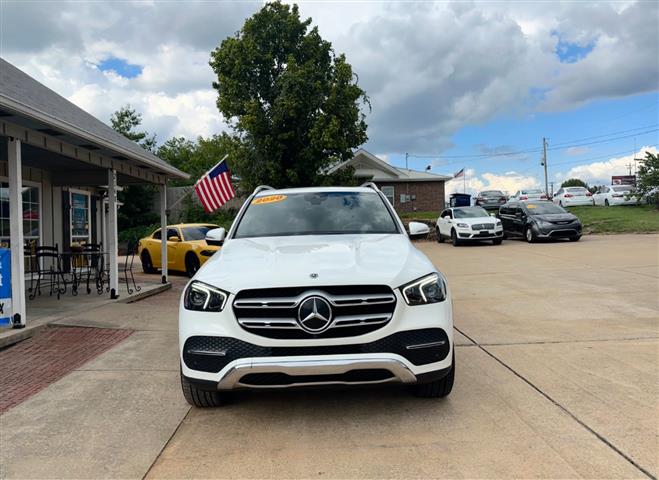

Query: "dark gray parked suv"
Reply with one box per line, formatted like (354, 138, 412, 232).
(498, 201, 582, 243)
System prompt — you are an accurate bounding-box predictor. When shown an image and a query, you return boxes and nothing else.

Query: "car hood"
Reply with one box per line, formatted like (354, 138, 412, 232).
(195, 234, 436, 293)
(531, 213, 579, 222)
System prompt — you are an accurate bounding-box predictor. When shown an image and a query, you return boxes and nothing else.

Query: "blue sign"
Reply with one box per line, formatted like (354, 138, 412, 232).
(0, 248, 11, 325)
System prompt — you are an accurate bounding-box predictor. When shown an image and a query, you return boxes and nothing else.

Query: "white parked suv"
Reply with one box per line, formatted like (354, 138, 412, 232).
(179, 184, 454, 406)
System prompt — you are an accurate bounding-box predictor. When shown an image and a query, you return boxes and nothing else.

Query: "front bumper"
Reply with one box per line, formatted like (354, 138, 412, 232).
(182, 328, 451, 389)
(533, 223, 582, 238)
(457, 229, 503, 240)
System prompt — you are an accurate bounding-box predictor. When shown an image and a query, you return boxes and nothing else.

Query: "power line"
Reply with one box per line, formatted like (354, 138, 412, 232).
(405, 124, 658, 161)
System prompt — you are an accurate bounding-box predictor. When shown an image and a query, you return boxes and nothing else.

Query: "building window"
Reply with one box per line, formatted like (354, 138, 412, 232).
(381, 186, 394, 206)
(0, 180, 42, 273)
(70, 190, 91, 244)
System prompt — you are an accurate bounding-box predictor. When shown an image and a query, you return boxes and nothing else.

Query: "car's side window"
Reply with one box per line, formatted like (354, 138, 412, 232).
(167, 228, 180, 240)
(152, 229, 161, 240)
(557, 189, 563, 195)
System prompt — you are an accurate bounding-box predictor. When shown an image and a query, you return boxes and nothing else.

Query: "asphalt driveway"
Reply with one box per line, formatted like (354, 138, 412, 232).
(1, 235, 657, 479)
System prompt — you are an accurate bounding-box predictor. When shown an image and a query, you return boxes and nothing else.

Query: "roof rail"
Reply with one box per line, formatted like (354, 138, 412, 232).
(252, 185, 275, 195)
(360, 181, 380, 191)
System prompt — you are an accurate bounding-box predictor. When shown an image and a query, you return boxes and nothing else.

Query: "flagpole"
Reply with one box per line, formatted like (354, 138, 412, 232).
(463, 168, 466, 194)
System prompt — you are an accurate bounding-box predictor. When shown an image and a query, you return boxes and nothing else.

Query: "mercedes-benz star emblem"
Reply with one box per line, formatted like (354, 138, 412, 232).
(297, 296, 332, 333)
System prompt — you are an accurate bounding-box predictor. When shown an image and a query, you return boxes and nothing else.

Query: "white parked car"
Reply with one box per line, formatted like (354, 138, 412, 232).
(552, 186, 593, 207)
(179, 184, 454, 407)
(592, 185, 639, 206)
(509, 189, 548, 202)
(436, 206, 503, 246)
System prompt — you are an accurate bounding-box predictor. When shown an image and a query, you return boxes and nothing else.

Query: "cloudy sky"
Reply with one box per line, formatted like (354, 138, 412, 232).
(1, 0, 657, 194)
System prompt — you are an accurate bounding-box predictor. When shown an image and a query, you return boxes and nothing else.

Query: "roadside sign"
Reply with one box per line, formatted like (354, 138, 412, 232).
(0, 248, 11, 326)
(612, 175, 636, 186)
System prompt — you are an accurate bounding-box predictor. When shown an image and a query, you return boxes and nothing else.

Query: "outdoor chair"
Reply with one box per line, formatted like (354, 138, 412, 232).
(29, 245, 67, 300)
(80, 243, 106, 295)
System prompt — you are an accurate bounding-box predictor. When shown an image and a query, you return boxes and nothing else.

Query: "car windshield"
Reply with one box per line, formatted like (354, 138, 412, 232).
(453, 207, 489, 218)
(522, 189, 543, 195)
(612, 185, 632, 192)
(234, 191, 399, 238)
(181, 225, 217, 241)
(524, 203, 566, 214)
(481, 190, 503, 197)
(566, 187, 588, 193)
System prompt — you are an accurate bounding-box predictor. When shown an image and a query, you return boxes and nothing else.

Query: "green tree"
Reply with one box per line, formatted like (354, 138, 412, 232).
(109, 106, 159, 232)
(209, 2, 368, 190)
(635, 151, 659, 208)
(561, 178, 589, 189)
(110, 105, 157, 151)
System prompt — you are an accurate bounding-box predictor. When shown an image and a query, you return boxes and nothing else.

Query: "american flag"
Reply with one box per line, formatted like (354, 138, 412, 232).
(453, 168, 465, 179)
(194, 157, 236, 213)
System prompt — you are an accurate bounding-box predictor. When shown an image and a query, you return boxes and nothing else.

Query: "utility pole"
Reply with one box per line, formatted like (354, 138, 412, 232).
(626, 162, 634, 175)
(541, 137, 549, 197)
(549, 181, 555, 197)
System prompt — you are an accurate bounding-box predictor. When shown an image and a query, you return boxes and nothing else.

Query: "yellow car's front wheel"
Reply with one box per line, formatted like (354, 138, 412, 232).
(141, 250, 157, 274)
(185, 253, 201, 278)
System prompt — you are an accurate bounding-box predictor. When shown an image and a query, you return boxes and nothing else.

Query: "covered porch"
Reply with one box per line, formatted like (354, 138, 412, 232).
(0, 58, 188, 329)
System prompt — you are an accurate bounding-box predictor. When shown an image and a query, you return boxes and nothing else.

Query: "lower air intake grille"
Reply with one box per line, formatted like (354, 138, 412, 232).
(183, 328, 450, 373)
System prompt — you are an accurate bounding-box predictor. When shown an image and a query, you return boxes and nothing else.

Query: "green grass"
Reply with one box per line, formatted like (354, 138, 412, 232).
(399, 211, 441, 220)
(567, 205, 659, 234)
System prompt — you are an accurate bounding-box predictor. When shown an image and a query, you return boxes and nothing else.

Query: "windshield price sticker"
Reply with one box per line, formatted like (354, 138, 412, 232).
(252, 194, 287, 205)
(527, 204, 537, 209)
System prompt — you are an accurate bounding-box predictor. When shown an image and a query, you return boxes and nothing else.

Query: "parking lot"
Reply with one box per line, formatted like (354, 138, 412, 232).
(1, 234, 657, 479)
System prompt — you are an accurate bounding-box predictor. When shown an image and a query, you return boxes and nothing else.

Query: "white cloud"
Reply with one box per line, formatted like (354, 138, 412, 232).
(1, 1, 656, 155)
(565, 146, 590, 156)
(447, 169, 540, 197)
(557, 146, 657, 185)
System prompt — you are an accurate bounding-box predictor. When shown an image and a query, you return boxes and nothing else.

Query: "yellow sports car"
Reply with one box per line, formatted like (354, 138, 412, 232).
(138, 223, 221, 277)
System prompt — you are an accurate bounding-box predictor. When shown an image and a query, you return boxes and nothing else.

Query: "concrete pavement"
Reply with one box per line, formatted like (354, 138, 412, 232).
(1, 235, 657, 479)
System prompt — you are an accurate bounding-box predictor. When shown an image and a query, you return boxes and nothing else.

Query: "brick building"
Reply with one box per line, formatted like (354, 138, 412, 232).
(332, 149, 451, 213)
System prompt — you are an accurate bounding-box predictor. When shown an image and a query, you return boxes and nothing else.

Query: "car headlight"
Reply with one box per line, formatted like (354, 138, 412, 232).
(401, 273, 447, 306)
(183, 281, 228, 312)
(456, 222, 469, 228)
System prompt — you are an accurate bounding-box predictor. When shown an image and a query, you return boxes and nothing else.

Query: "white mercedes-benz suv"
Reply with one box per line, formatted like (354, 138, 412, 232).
(179, 184, 454, 407)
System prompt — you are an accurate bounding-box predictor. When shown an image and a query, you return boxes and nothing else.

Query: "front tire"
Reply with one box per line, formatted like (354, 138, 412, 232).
(141, 251, 157, 274)
(525, 227, 536, 243)
(412, 353, 455, 398)
(185, 254, 200, 278)
(451, 229, 461, 246)
(492, 239, 502, 245)
(605, 199, 610, 206)
(181, 371, 225, 407)
(436, 227, 444, 243)
(569, 235, 581, 242)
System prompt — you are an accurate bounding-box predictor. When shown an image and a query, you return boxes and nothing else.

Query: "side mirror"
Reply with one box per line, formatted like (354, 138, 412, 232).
(206, 227, 226, 246)
(408, 221, 430, 237)
(167, 236, 180, 242)
(443, 216, 451, 221)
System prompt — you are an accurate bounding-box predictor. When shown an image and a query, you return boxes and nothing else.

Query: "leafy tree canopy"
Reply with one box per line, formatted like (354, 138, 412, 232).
(561, 178, 589, 189)
(209, 1, 368, 190)
(109, 106, 158, 232)
(110, 105, 157, 151)
(636, 151, 659, 209)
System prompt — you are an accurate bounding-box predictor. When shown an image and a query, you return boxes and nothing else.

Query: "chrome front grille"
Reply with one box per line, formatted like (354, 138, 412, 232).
(471, 223, 495, 230)
(233, 286, 397, 339)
